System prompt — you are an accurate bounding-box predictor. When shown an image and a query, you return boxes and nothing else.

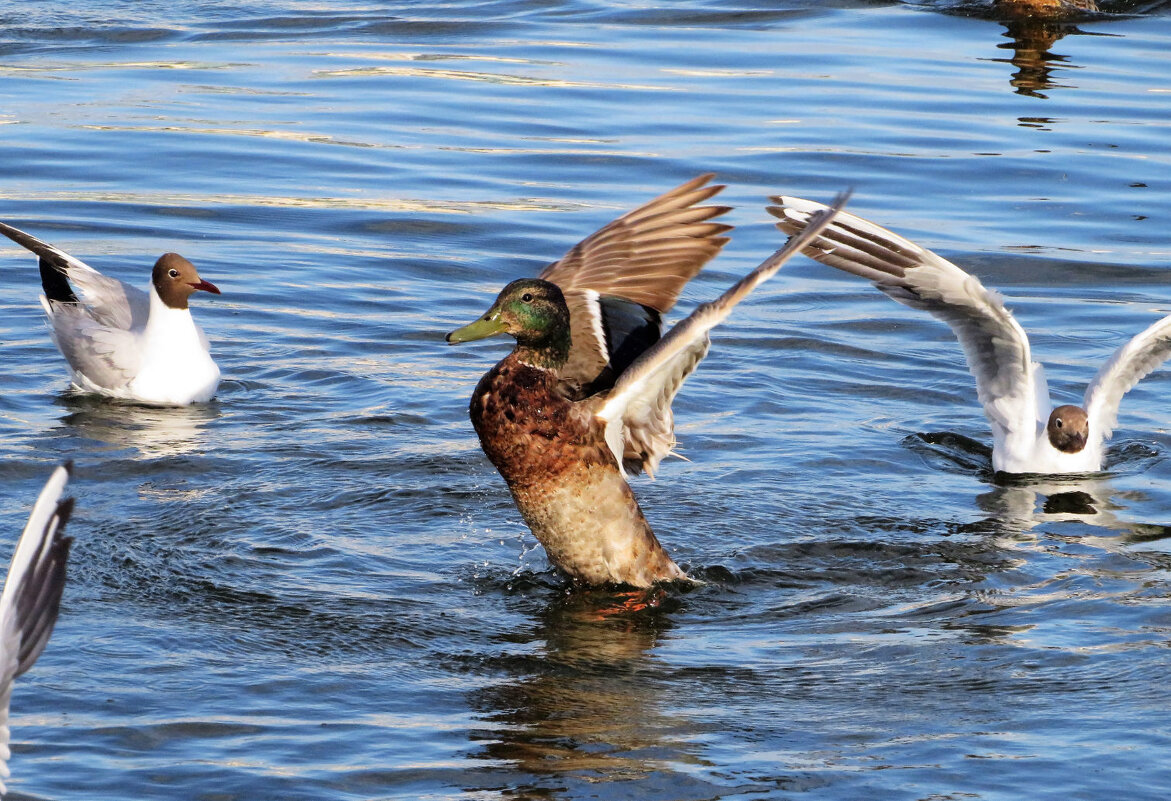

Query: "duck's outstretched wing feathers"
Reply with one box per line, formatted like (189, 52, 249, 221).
(538, 175, 732, 389)
(768, 197, 1044, 455)
(1083, 313, 1171, 444)
(0, 221, 148, 331)
(0, 463, 73, 792)
(596, 192, 849, 476)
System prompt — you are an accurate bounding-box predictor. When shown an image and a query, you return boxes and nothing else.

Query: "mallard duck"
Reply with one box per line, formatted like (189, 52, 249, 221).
(0, 463, 73, 793)
(0, 222, 221, 405)
(770, 196, 1171, 475)
(994, 0, 1098, 19)
(447, 181, 847, 587)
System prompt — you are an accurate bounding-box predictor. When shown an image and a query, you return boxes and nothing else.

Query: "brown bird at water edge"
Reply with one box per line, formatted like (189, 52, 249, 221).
(994, 0, 1098, 19)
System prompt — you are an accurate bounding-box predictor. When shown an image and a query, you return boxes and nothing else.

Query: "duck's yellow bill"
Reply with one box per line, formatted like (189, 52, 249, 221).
(446, 312, 506, 344)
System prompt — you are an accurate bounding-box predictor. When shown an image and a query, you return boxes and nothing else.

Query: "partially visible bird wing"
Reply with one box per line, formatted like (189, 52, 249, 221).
(1083, 313, 1171, 444)
(596, 192, 849, 477)
(538, 175, 732, 388)
(769, 197, 1044, 459)
(46, 305, 142, 391)
(0, 221, 149, 331)
(0, 463, 73, 793)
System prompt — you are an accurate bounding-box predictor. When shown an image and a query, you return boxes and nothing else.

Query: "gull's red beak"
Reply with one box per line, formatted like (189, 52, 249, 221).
(189, 279, 221, 295)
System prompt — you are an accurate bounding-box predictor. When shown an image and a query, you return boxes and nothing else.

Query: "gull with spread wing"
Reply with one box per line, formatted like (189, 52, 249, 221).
(770, 196, 1171, 475)
(0, 222, 222, 406)
(447, 181, 847, 587)
(0, 463, 73, 795)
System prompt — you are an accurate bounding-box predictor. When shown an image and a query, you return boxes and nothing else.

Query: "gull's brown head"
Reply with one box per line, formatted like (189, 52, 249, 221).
(1047, 404, 1089, 454)
(152, 253, 221, 310)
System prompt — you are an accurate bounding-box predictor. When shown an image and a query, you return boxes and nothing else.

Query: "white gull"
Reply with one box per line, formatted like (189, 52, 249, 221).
(771, 196, 1171, 475)
(0, 222, 222, 406)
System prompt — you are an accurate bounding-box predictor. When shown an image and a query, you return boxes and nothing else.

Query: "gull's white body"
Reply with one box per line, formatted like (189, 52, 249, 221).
(771, 197, 1171, 475)
(127, 287, 219, 405)
(44, 283, 220, 406)
(0, 464, 73, 794)
(0, 221, 220, 406)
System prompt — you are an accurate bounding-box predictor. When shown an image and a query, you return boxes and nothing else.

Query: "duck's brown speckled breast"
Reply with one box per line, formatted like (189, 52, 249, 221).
(469, 352, 686, 587)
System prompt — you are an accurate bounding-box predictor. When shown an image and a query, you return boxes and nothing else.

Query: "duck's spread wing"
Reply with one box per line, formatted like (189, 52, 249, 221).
(598, 329, 711, 478)
(596, 192, 848, 477)
(0, 464, 73, 792)
(538, 175, 732, 388)
(769, 197, 1043, 452)
(1083, 313, 1171, 444)
(0, 221, 149, 331)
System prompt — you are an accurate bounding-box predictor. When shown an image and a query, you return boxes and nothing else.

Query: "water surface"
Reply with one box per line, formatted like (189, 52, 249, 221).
(1, 2, 1170, 799)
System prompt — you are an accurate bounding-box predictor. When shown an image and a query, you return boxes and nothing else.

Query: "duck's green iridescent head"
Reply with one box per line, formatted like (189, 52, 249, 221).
(446, 278, 571, 366)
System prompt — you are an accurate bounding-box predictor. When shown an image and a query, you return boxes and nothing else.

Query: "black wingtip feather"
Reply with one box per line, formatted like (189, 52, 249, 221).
(14, 494, 73, 677)
(39, 256, 79, 304)
(0, 220, 80, 304)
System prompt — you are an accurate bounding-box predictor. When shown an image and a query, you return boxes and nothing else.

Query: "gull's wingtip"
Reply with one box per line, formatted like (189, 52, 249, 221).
(766, 189, 853, 221)
(37, 463, 73, 507)
(6, 461, 75, 649)
(0, 460, 75, 791)
(771, 188, 852, 252)
(0, 220, 58, 259)
(819, 188, 853, 226)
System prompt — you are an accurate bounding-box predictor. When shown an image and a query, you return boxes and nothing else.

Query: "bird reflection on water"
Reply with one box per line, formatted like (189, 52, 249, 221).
(928, 0, 1112, 98)
(975, 472, 1170, 538)
(994, 16, 1110, 98)
(467, 588, 706, 797)
(54, 393, 220, 459)
(907, 430, 1170, 540)
(907, 431, 1171, 656)
(983, 1, 1171, 98)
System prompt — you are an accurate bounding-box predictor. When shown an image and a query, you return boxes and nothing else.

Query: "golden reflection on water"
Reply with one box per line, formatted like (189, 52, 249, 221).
(312, 65, 672, 92)
(76, 123, 391, 149)
(352, 51, 561, 67)
(661, 67, 775, 78)
(0, 61, 244, 75)
(0, 188, 574, 215)
(996, 20, 1087, 98)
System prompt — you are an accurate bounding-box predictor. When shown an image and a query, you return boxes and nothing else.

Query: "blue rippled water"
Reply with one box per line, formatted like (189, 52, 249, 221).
(1, 2, 1170, 799)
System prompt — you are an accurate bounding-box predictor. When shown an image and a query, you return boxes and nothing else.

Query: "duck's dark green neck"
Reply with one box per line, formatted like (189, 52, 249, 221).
(515, 324, 570, 370)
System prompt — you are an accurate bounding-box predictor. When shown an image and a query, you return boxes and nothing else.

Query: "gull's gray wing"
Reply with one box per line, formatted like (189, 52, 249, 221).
(1083, 313, 1171, 444)
(0, 221, 149, 331)
(769, 196, 1045, 461)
